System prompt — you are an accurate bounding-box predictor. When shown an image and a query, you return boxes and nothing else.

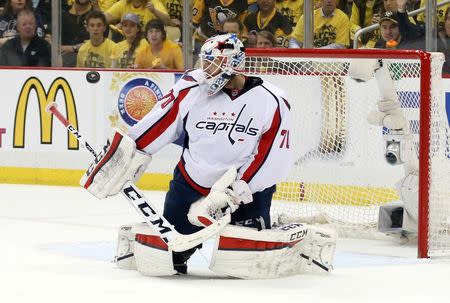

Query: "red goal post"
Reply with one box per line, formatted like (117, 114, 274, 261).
(244, 48, 449, 258)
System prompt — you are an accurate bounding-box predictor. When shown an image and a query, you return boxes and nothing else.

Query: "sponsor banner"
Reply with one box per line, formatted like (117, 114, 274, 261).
(0, 69, 449, 187)
(0, 69, 97, 169)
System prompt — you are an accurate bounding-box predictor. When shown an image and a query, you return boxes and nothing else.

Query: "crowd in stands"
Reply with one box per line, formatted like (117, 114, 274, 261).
(0, 0, 448, 73)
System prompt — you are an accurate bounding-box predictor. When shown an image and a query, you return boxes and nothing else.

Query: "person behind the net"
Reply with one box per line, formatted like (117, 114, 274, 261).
(373, 11, 424, 50)
(134, 19, 183, 69)
(111, 13, 147, 69)
(79, 33, 292, 274)
(76, 10, 116, 68)
(289, 0, 350, 49)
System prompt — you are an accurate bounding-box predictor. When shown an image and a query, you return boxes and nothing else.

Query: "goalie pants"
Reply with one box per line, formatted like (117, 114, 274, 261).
(163, 166, 276, 235)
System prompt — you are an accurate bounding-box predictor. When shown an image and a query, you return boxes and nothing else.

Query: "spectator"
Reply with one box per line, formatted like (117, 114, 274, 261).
(438, 7, 450, 74)
(76, 10, 116, 68)
(0, 0, 46, 47)
(105, 0, 171, 31)
(375, 11, 399, 48)
(60, 0, 94, 67)
(0, 9, 50, 66)
(222, 17, 244, 40)
(256, 30, 277, 48)
(374, 11, 424, 49)
(244, 0, 292, 48)
(275, 0, 349, 27)
(135, 19, 183, 69)
(111, 13, 146, 68)
(416, 0, 450, 31)
(192, 0, 248, 56)
(290, 0, 350, 48)
(353, 0, 418, 48)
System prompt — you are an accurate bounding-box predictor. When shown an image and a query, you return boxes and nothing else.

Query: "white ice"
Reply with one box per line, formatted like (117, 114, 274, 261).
(1, 184, 449, 303)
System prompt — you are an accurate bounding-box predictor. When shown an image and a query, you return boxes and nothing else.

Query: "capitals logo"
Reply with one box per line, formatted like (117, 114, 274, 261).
(118, 78, 163, 126)
(195, 104, 259, 145)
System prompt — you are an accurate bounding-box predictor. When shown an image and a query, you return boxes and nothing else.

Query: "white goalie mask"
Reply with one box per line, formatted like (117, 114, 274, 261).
(199, 33, 246, 96)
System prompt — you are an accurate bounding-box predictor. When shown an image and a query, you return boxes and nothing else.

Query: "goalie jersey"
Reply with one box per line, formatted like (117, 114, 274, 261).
(128, 69, 292, 195)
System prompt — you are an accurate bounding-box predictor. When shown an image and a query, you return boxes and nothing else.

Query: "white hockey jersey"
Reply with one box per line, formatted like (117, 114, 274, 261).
(128, 69, 292, 195)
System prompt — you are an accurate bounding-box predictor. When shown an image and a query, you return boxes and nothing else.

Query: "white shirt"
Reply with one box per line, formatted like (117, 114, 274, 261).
(128, 69, 292, 194)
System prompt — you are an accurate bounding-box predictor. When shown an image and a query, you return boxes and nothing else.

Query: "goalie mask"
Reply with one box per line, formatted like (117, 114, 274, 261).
(199, 33, 246, 96)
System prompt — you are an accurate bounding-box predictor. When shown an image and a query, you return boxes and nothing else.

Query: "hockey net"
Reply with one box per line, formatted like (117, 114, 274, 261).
(244, 49, 450, 258)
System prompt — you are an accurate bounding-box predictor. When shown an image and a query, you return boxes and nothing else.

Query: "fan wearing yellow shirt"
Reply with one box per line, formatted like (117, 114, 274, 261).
(112, 13, 148, 68)
(135, 19, 183, 69)
(289, 0, 350, 48)
(105, 0, 171, 32)
(76, 10, 117, 68)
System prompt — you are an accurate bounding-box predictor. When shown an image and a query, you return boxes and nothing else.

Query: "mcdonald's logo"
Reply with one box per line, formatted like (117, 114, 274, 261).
(13, 77, 79, 150)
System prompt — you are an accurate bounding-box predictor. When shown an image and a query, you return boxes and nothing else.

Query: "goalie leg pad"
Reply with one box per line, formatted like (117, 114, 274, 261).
(297, 225, 337, 274)
(209, 224, 336, 279)
(133, 224, 177, 277)
(80, 130, 151, 199)
(115, 224, 137, 270)
(347, 58, 380, 82)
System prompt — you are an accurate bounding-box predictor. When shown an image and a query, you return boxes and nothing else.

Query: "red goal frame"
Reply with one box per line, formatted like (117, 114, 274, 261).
(246, 48, 436, 258)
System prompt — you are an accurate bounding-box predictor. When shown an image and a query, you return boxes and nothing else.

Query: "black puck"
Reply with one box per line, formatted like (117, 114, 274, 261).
(86, 71, 100, 83)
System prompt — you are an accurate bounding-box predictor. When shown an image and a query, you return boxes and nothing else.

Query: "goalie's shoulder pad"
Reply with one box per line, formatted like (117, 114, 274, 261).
(178, 69, 204, 86)
(260, 79, 288, 101)
(159, 69, 203, 105)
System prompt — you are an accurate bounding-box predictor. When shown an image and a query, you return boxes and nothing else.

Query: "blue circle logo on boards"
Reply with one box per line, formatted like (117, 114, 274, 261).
(118, 78, 163, 126)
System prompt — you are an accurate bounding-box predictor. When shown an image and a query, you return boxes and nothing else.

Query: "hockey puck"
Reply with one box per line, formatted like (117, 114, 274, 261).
(86, 71, 100, 83)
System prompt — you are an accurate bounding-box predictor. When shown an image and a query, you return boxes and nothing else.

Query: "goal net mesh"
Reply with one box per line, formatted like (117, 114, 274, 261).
(244, 51, 450, 257)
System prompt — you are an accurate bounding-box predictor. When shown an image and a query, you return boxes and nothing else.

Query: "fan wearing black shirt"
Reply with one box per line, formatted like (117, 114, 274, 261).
(0, 9, 50, 66)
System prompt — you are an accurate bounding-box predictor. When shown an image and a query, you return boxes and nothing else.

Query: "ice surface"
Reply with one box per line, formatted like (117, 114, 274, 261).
(1, 184, 449, 303)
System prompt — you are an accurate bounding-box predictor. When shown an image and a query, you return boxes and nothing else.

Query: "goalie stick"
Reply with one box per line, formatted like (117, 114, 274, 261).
(46, 102, 230, 252)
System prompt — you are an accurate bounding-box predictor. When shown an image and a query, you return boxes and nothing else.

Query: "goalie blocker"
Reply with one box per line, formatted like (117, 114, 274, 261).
(115, 222, 336, 278)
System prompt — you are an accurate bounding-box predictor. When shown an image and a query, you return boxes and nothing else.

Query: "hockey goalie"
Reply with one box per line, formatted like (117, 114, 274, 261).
(80, 33, 337, 279)
(348, 57, 419, 239)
